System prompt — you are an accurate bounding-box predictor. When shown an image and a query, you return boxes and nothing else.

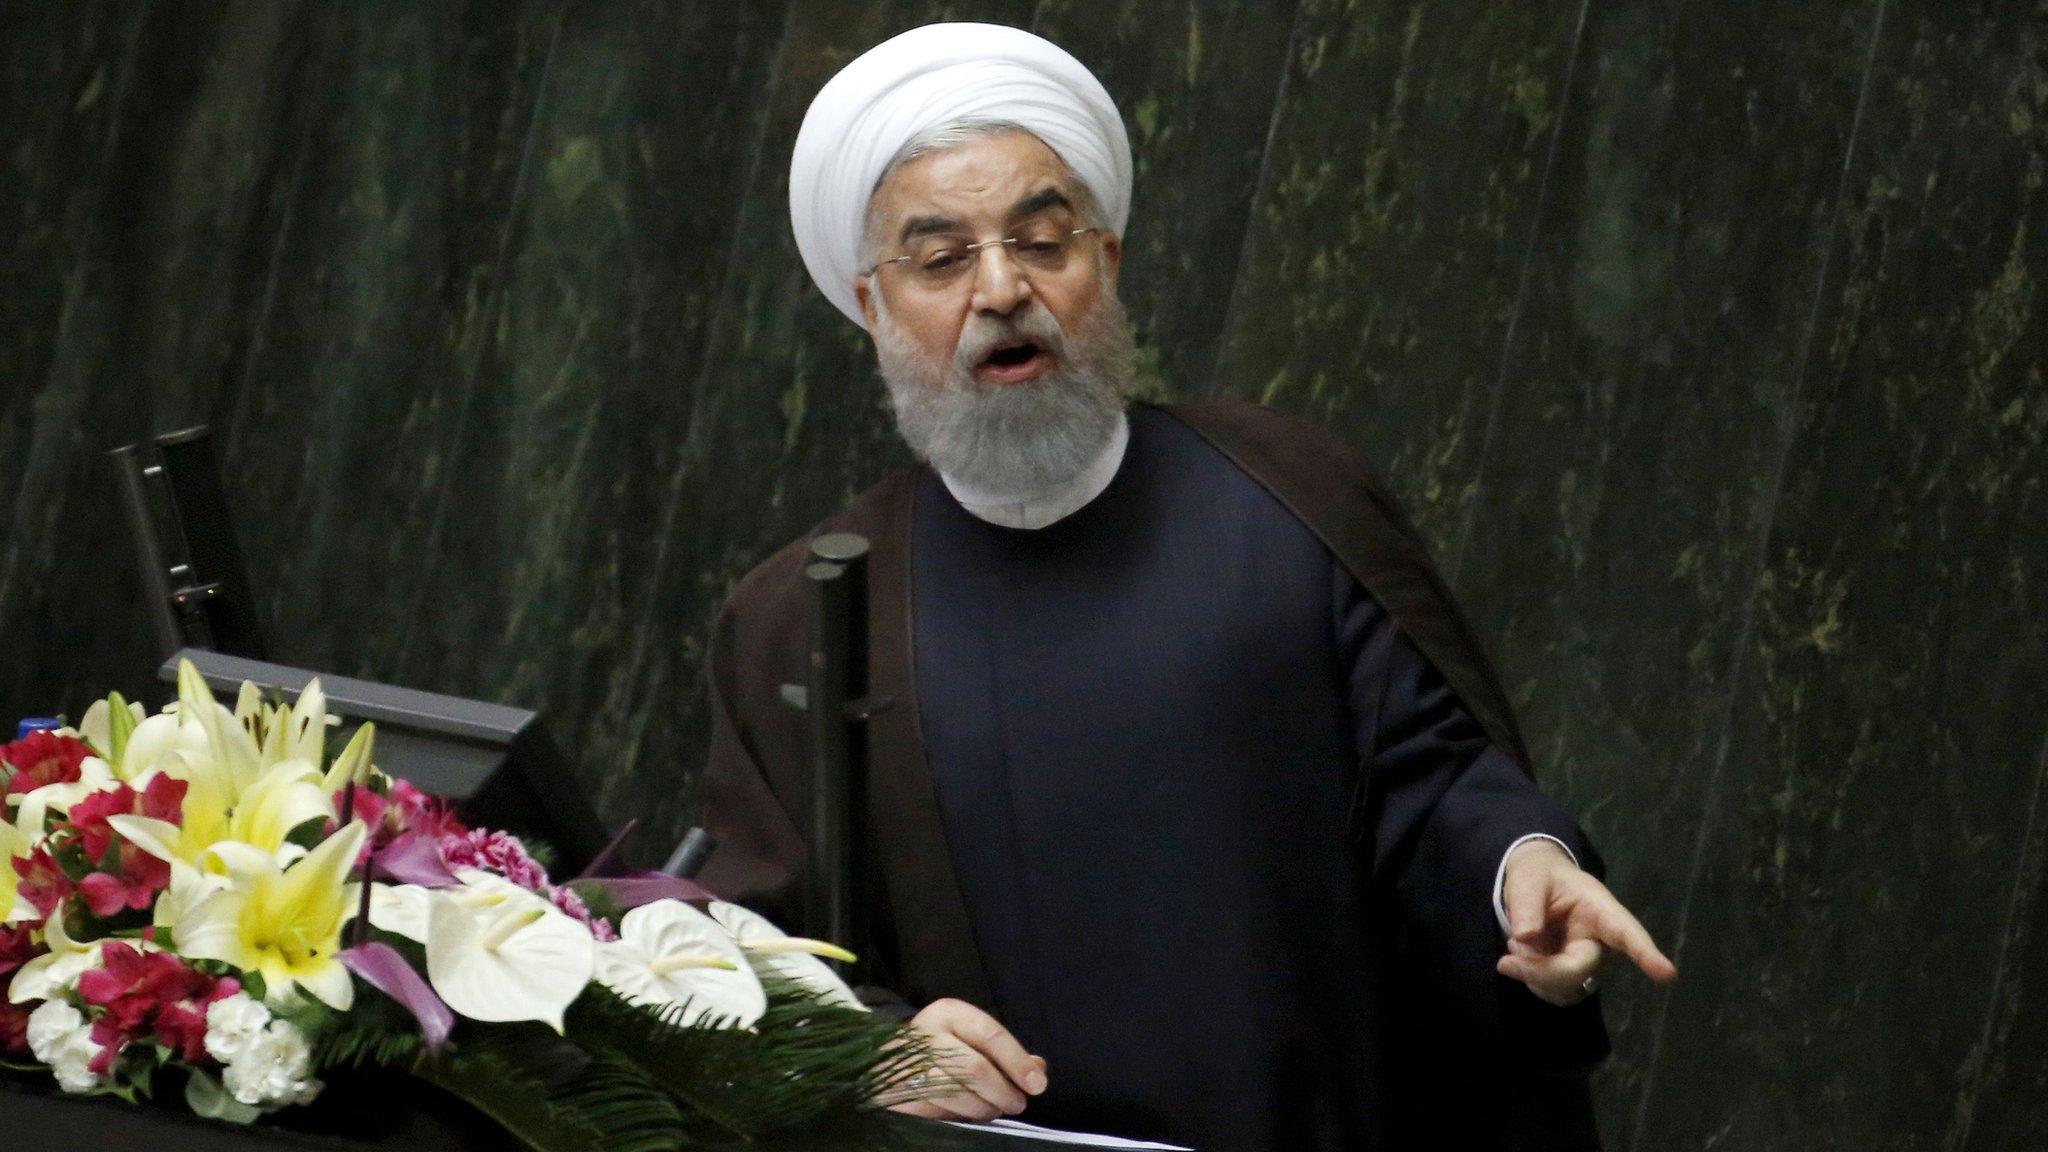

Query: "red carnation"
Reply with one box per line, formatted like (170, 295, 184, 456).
(2, 731, 92, 796)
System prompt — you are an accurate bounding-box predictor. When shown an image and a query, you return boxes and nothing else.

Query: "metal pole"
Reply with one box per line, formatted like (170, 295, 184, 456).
(802, 532, 872, 967)
(108, 444, 189, 661)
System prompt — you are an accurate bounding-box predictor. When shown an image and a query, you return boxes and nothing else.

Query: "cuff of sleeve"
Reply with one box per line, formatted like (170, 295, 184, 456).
(1493, 832, 1579, 936)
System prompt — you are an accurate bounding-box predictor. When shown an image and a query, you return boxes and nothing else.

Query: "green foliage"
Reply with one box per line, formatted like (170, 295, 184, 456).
(565, 975, 928, 1144)
(324, 972, 936, 1152)
(313, 1001, 423, 1072)
(409, 1030, 673, 1152)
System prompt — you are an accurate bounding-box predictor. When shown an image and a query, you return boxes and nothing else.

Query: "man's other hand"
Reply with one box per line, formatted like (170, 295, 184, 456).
(1496, 839, 1679, 1005)
(888, 998, 1049, 1122)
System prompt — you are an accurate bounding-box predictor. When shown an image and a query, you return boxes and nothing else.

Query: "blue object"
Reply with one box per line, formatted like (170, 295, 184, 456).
(14, 717, 63, 740)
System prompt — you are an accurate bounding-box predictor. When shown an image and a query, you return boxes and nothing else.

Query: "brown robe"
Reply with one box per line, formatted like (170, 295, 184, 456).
(699, 398, 1603, 1148)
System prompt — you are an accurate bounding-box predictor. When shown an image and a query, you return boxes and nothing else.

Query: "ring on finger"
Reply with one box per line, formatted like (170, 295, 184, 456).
(1580, 975, 1599, 998)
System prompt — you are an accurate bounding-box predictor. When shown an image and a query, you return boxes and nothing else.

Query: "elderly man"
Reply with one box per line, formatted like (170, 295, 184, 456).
(700, 22, 1675, 1151)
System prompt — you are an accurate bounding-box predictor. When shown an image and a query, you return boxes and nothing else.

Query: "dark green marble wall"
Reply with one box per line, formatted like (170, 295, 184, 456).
(2, 2, 2041, 1145)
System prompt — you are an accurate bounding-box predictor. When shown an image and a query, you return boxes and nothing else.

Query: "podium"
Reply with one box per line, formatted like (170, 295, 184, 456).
(4, 1070, 1066, 1150)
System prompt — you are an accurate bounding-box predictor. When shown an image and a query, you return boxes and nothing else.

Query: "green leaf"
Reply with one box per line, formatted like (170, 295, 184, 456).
(567, 977, 933, 1143)
(411, 1024, 667, 1147)
(186, 1068, 265, 1124)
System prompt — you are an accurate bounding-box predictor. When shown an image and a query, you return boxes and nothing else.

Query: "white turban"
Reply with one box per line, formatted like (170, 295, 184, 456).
(788, 22, 1132, 330)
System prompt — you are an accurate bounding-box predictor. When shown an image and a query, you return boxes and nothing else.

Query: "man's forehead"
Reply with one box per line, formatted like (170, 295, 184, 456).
(868, 131, 1081, 228)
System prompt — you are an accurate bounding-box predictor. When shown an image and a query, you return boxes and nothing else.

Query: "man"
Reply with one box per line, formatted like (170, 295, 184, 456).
(701, 22, 1676, 1150)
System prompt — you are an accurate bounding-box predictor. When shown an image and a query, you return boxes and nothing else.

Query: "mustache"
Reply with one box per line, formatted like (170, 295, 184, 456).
(953, 307, 1067, 374)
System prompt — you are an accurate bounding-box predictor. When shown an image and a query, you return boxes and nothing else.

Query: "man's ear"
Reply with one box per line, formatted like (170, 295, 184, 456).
(1101, 230, 1123, 285)
(855, 277, 878, 331)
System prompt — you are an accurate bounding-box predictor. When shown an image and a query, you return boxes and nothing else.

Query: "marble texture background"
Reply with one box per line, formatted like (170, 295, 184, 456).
(1, 2, 2042, 1146)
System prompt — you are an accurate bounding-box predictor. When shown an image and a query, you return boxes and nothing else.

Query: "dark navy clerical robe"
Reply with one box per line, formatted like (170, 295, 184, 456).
(910, 405, 1595, 1149)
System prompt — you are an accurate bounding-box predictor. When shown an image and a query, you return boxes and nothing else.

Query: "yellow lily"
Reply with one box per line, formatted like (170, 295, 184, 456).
(175, 822, 366, 1011)
(0, 817, 31, 924)
(108, 755, 332, 877)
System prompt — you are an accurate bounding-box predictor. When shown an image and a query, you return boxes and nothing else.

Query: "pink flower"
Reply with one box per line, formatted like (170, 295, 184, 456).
(388, 780, 465, 839)
(551, 885, 617, 942)
(12, 846, 72, 917)
(439, 829, 550, 891)
(0, 1000, 29, 1055)
(70, 776, 187, 863)
(1, 732, 92, 796)
(76, 847, 170, 917)
(334, 784, 389, 832)
(0, 924, 39, 982)
(77, 942, 238, 1071)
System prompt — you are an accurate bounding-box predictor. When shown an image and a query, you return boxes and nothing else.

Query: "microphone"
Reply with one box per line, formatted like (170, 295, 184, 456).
(662, 827, 716, 879)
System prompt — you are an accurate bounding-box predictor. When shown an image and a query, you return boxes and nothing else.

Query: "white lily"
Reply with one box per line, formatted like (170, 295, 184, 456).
(706, 901, 865, 1010)
(76, 696, 193, 785)
(7, 901, 153, 1003)
(424, 877, 594, 1032)
(175, 660, 264, 799)
(595, 900, 765, 1029)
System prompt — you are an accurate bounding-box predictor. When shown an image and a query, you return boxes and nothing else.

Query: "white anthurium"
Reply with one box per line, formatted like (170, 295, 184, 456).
(367, 883, 433, 944)
(425, 883, 595, 1033)
(371, 870, 534, 948)
(595, 900, 765, 1029)
(706, 901, 865, 1010)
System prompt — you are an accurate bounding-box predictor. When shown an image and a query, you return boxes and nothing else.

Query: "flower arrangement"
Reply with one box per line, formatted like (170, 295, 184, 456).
(1, 661, 932, 1150)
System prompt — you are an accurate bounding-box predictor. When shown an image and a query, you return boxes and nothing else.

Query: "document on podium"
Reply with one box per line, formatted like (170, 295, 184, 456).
(944, 1118, 1193, 1149)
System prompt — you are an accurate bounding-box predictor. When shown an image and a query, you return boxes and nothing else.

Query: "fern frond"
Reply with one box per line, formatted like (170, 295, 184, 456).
(407, 1026, 685, 1152)
(567, 975, 936, 1143)
(313, 991, 424, 1072)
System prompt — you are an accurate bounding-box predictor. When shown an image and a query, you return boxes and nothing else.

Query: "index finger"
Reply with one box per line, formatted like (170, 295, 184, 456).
(1592, 904, 1678, 983)
(941, 1002, 1046, 1095)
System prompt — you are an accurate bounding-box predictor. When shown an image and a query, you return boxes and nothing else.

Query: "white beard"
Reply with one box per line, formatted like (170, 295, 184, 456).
(872, 283, 1134, 498)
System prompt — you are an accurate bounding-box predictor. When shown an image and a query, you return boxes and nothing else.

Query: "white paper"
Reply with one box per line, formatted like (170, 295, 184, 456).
(943, 1117, 1193, 1149)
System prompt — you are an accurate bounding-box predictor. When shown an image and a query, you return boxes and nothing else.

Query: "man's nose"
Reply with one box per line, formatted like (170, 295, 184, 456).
(969, 244, 1033, 318)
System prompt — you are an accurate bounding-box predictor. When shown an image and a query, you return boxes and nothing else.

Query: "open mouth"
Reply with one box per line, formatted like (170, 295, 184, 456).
(976, 338, 1050, 377)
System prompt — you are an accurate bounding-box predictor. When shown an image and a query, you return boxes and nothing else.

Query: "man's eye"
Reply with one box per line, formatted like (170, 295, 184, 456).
(1016, 241, 1063, 256)
(921, 251, 967, 271)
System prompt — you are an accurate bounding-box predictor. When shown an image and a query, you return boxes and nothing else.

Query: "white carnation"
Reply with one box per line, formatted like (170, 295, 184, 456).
(202, 992, 272, 1065)
(48, 1032, 106, 1093)
(25, 999, 84, 1062)
(222, 1019, 322, 1108)
(26, 1000, 105, 1093)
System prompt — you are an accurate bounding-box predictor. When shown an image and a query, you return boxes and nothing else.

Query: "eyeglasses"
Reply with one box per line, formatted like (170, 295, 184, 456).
(862, 225, 1104, 291)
